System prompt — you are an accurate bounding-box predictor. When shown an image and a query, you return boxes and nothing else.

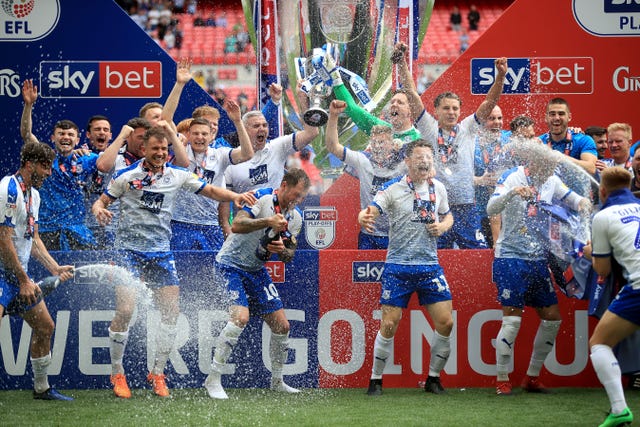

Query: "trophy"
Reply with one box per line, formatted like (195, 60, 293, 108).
(243, 0, 433, 166)
(296, 48, 333, 127)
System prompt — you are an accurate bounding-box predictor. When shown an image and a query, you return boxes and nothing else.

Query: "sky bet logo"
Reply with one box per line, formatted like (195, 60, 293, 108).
(39, 61, 162, 98)
(352, 261, 385, 283)
(471, 57, 593, 95)
(604, 0, 640, 13)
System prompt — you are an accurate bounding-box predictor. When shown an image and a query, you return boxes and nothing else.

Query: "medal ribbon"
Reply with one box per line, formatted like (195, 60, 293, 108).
(272, 190, 292, 239)
(437, 125, 459, 164)
(406, 175, 436, 222)
(547, 130, 573, 156)
(523, 167, 541, 217)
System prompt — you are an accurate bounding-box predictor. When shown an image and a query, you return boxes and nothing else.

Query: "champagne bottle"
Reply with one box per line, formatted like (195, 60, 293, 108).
(256, 228, 279, 261)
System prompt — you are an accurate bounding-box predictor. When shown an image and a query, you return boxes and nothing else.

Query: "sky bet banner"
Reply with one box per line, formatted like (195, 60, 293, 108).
(1, 249, 600, 390)
(0, 0, 235, 177)
(419, 0, 639, 143)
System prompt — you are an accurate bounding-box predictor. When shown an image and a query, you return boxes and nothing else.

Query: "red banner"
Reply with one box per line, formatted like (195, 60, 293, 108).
(318, 249, 599, 388)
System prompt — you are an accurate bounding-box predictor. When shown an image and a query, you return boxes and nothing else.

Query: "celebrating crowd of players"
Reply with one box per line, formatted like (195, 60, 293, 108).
(1, 42, 639, 427)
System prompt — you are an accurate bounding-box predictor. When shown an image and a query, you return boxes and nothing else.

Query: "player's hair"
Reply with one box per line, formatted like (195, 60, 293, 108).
(126, 117, 152, 131)
(138, 102, 163, 119)
(509, 115, 535, 132)
(404, 139, 433, 157)
(391, 88, 410, 99)
(192, 105, 220, 121)
(584, 126, 606, 138)
(606, 122, 632, 142)
(370, 125, 393, 138)
(143, 126, 169, 144)
(52, 119, 79, 133)
(283, 167, 310, 190)
(86, 115, 111, 131)
(546, 97, 570, 112)
(242, 110, 265, 125)
(600, 167, 632, 192)
(176, 118, 193, 134)
(20, 142, 55, 167)
(189, 117, 212, 130)
(434, 92, 461, 108)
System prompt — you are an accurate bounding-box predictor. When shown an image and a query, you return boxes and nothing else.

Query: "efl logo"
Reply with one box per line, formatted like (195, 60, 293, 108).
(352, 261, 385, 283)
(0, 0, 59, 41)
(471, 57, 593, 95)
(265, 261, 285, 283)
(604, 0, 640, 13)
(39, 61, 162, 98)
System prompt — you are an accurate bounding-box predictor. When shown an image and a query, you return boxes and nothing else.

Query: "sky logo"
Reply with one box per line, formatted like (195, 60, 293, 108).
(39, 61, 162, 98)
(352, 261, 385, 283)
(604, 0, 640, 13)
(471, 57, 593, 95)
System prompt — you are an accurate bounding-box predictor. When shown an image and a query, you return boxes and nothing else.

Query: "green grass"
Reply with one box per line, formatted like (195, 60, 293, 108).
(1, 387, 635, 426)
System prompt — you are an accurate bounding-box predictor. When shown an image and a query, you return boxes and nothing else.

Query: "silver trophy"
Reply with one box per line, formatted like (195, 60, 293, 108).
(297, 48, 333, 127)
(243, 0, 433, 166)
(318, 0, 366, 44)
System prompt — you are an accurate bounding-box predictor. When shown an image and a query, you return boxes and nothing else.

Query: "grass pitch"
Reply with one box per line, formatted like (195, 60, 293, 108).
(1, 386, 636, 426)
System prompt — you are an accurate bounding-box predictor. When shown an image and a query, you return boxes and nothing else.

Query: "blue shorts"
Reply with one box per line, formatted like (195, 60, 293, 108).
(358, 232, 389, 250)
(380, 263, 452, 308)
(608, 284, 640, 326)
(170, 220, 225, 251)
(0, 271, 44, 316)
(493, 258, 558, 308)
(114, 250, 180, 288)
(438, 203, 487, 249)
(215, 263, 283, 316)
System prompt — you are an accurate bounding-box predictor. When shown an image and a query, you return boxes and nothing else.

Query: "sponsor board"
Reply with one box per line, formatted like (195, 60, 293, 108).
(612, 64, 640, 91)
(471, 57, 593, 94)
(39, 61, 162, 98)
(574, 0, 640, 36)
(0, 0, 60, 41)
(304, 206, 337, 249)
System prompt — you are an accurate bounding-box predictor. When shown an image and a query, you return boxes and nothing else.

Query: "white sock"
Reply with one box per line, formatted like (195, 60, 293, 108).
(212, 322, 244, 370)
(31, 353, 51, 393)
(429, 331, 451, 377)
(591, 344, 627, 414)
(371, 332, 393, 379)
(496, 316, 521, 381)
(526, 320, 561, 377)
(270, 332, 289, 381)
(109, 327, 129, 375)
(152, 322, 177, 375)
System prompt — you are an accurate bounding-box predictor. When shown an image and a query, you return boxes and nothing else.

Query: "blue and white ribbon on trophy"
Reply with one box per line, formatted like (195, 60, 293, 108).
(296, 45, 375, 111)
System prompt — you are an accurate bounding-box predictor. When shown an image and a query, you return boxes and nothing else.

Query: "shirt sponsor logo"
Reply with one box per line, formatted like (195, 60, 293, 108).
(40, 61, 162, 98)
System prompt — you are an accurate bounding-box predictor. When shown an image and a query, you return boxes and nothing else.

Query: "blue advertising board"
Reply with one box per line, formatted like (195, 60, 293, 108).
(0, 0, 235, 177)
(0, 250, 319, 390)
